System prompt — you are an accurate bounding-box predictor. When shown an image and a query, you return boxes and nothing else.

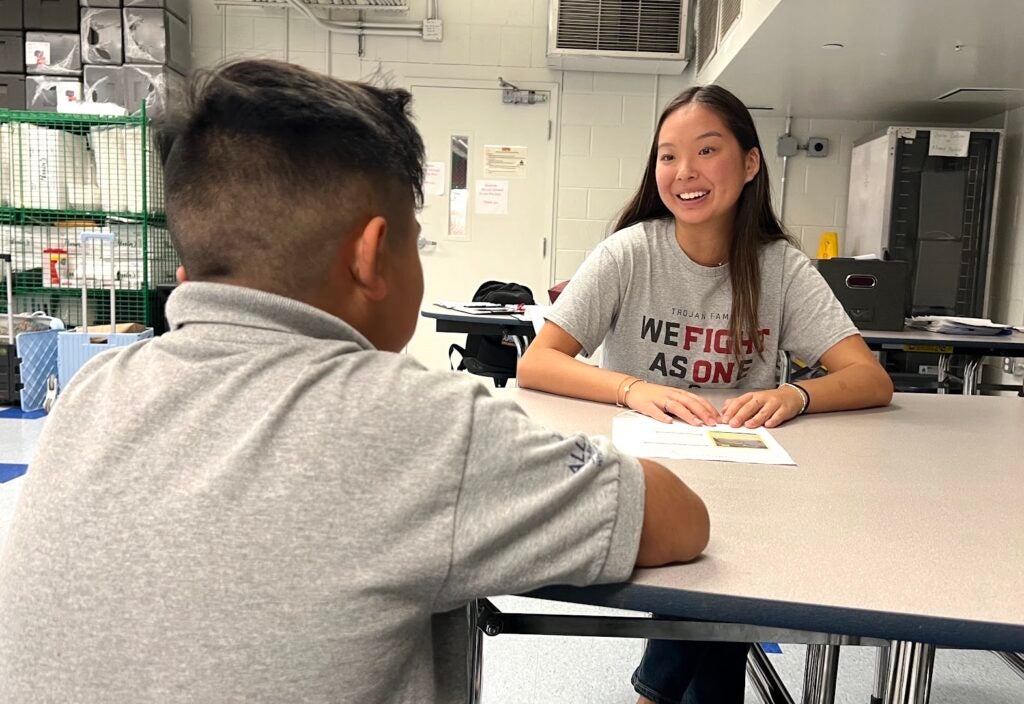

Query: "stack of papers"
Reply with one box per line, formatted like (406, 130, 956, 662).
(905, 316, 1014, 336)
(435, 301, 524, 315)
(612, 412, 796, 466)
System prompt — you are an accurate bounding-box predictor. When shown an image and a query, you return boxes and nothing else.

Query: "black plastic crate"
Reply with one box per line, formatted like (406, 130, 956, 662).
(0, 342, 20, 405)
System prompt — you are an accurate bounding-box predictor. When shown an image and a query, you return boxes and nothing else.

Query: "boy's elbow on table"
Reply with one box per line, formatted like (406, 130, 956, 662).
(636, 459, 710, 567)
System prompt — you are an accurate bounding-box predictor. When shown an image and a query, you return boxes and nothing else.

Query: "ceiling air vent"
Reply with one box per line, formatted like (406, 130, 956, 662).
(548, 0, 691, 74)
(719, 0, 741, 41)
(696, 0, 741, 73)
(696, 0, 719, 71)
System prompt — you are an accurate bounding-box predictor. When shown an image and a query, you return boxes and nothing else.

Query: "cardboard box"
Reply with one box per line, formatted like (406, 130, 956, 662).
(83, 64, 124, 103)
(80, 0, 121, 9)
(123, 8, 189, 75)
(0, 0, 22, 30)
(73, 322, 146, 333)
(0, 30, 22, 73)
(25, 76, 83, 112)
(0, 73, 25, 109)
(123, 0, 187, 22)
(81, 9, 124, 64)
(125, 63, 184, 119)
(814, 259, 910, 331)
(25, 32, 82, 75)
(24, 0, 79, 31)
(90, 124, 164, 213)
(85, 63, 184, 119)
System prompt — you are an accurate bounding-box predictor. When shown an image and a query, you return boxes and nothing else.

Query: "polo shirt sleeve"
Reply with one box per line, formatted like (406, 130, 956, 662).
(431, 389, 645, 612)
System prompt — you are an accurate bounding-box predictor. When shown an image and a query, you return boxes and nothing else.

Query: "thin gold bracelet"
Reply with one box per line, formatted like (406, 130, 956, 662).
(622, 378, 646, 408)
(615, 375, 637, 407)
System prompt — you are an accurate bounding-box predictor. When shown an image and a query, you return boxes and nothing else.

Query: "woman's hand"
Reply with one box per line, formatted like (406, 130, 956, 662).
(721, 386, 803, 429)
(626, 382, 721, 426)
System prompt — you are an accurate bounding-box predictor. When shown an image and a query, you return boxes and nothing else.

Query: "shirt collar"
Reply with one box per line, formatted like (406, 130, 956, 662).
(165, 282, 375, 350)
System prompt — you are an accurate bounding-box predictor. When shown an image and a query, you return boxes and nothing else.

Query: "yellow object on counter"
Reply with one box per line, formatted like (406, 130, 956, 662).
(817, 231, 839, 259)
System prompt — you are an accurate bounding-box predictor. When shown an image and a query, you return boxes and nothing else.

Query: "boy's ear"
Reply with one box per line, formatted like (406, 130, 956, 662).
(348, 216, 390, 301)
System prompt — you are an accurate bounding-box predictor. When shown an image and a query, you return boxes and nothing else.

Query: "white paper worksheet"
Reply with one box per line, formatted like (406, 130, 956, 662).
(612, 412, 796, 466)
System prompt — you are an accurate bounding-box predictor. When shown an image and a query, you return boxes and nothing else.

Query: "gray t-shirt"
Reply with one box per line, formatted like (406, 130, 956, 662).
(0, 283, 645, 704)
(548, 218, 858, 389)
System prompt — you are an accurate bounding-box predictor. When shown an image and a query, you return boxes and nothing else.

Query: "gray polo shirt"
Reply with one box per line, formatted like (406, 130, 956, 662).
(0, 282, 645, 704)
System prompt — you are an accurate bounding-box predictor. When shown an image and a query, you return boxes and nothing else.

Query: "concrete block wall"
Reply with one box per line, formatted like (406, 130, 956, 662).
(185, 1, 928, 286)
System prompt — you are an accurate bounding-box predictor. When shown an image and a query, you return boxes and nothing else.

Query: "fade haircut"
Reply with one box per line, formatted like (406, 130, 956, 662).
(158, 60, 425, 294)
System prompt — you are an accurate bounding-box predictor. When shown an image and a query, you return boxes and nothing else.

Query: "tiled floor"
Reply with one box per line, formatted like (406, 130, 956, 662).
(2, 409, 1022, 703)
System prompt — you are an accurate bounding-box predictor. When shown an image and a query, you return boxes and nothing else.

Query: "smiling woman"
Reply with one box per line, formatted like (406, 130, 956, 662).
(515, 84, 893, 704)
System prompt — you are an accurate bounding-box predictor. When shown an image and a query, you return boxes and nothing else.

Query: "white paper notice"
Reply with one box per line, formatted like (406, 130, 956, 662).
(928, 130, 970, 158)
(475, 179, 509, 215)
(485, 145, 528, 178)
(25, 42, 51, 68)
(423, 161, 445, 196)
(612, 412, 796, 466)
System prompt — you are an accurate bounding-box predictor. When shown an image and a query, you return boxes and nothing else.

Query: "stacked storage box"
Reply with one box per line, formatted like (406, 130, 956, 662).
(86, 0, 189, 119)
(0, 0, 189, 116)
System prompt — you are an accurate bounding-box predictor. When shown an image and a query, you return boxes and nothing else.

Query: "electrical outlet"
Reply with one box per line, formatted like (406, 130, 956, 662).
(807, 137, 830, 157)
(1003, 357, 1024, 376)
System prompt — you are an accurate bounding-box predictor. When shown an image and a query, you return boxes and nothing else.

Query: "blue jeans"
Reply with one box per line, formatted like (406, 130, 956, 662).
(631, 639, 750, 704)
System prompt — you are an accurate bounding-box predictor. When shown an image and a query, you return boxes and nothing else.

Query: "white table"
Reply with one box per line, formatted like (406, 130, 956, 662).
(472, 389, 1024, 704)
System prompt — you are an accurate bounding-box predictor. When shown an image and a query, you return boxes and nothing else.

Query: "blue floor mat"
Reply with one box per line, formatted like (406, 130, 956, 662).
(0, 463, 28, 483)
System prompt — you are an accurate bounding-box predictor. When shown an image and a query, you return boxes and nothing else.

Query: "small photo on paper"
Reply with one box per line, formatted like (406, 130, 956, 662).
(707, 430, 768, 450)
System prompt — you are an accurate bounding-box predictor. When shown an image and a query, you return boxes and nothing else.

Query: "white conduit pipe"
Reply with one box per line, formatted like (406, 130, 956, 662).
(779, 115, 791, 221)
(284, 0, 438, 36)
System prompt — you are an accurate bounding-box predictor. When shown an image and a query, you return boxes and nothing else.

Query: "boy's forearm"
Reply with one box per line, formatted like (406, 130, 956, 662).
(636, 459, 710, 567)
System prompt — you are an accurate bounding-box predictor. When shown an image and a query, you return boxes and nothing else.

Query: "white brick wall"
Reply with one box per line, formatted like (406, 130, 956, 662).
(754, 116, 883, 254)
(189, 0, 664, 283)
(187, 0, 892, 288)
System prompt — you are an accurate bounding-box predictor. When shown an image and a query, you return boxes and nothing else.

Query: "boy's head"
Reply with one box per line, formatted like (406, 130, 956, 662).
(159, 60, 426, 351)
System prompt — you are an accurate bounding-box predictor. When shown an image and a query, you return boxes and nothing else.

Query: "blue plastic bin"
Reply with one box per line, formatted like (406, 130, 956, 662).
(55, 231, 154, 392)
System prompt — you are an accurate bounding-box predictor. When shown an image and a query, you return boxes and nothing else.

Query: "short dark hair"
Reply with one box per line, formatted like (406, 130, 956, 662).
(158, 60, 425, 294)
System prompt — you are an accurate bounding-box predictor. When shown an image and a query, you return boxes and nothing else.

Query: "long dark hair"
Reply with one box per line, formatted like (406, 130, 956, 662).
(614, 84, 795, 361)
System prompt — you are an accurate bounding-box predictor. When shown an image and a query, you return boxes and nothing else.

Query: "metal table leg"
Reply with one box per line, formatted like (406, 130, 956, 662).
(871, 645, 890, 704)
(802, 644, 840, 704)
(962, 357, 982, 395)
(994, 651, 1024, 682)
(883, 642, 934, 704)
(467, 599, 485, 704)
(936, 355, 950, 395)
(747, 643, 795, 704)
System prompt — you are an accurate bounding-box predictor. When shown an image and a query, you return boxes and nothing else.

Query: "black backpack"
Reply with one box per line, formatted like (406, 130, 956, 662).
(449, 281, 535, 385)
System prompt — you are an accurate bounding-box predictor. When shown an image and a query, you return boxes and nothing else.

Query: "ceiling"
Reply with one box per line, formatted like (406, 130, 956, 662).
(706, 0, 1024, 123)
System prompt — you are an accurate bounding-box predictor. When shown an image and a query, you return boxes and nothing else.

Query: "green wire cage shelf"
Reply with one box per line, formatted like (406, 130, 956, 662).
(0, 105, 177, 328)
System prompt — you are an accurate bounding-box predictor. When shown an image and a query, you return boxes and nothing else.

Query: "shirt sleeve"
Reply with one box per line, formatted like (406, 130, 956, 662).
(545, 244, 626, 357)
(779, 248, 860, 365)
(432, 389, 645, 611)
